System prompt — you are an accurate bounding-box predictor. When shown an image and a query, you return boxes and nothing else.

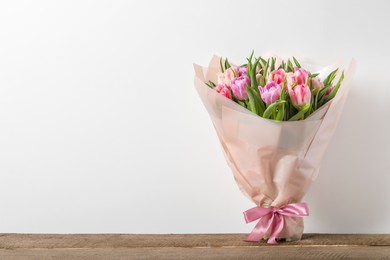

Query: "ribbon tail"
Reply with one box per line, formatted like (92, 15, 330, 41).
(244, 214, 274, 242)
(267, 214, 284, 244)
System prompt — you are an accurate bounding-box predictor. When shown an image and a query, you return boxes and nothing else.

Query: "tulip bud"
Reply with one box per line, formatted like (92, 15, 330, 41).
(311, 77, 324, 95)
(288, 84, 311, 109)
(256, 74, 265, 87)
(214, 84, 232, 100)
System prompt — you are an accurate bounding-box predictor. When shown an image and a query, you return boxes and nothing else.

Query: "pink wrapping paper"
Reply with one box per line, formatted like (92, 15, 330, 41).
(194, 55, 356, 241)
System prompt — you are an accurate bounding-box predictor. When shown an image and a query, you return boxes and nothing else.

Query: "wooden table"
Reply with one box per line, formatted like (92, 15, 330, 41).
(0, 234, 389, 259)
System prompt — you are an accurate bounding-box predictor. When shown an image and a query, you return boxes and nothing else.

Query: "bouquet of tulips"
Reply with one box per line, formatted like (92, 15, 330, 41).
(194, 52, 356, 244)
(205, 51, 344, 121)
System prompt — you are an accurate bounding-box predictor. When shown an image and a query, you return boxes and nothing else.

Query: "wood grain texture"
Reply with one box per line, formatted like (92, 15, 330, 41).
(0, 234, 389, 259)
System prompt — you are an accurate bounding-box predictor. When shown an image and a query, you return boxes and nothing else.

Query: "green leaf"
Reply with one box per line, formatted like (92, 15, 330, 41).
(260, 57, 267, 66)
(317, 94, 327, 108)
(280, 79, 287, 100)
(237, 100, 247, 108)
(326, 71, 344, 101)
(246, 58, 252, 77)
(287, 99, 296, 120)
(248, 50, 254, 63)
(292, 56, 301, 68)
(225, 58, 231, 70)
(323, 68, 338, 86)
(257, 58, 263, 71)
(262, 58, 269, 81)
(219, 57, 224, 73)
(309, 73, 320, 78)
(317, 82, 333, 106)
(263, 100, 286, 119)
(287, 59, 294, 72)
(246, 86, 265, 116)
(285, 100, 290, 120)
(275, 103, 285, 121)
(270, 57, 276, 72)
(205, 82, 214, 88)
(289, 104, 310, 121)
(205, 80, 216, 89)
(251, 57, 260, 88)
(314, 91, 319, 110)
(304, 95, 314, 118)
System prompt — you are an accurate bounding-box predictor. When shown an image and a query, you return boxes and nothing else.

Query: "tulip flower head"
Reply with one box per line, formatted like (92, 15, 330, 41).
(311, 77, 324, 95)
(270, 69, 286, 84)
(217, 66, 237, 87)
(215, 84, 232, 100)
(237, 66, 248, 77)
(231, 75, 251, 100)
(288, 84, 311, 109)
(259, 81, 282, 105)
(326, 86, 334, 95)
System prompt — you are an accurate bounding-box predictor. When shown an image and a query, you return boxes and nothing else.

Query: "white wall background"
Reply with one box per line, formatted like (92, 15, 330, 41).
(0, 0, 389, 233)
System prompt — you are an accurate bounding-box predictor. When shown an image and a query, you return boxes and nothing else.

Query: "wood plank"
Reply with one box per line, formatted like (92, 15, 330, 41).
(0, 233, 389, 248)
(0, 234, 388, 259)
(0, 247, 389, 260)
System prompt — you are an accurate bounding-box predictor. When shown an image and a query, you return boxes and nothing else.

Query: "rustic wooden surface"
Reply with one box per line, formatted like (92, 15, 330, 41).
(0, 234, 389, 259)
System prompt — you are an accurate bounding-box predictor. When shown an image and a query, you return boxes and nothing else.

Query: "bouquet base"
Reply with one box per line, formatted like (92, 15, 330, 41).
(275, 217, 304, 242)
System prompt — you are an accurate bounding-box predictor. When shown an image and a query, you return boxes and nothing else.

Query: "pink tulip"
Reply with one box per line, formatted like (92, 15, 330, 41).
(214, 84, 232, 100)
(286, 72, 295, 86)
(288, 84, 311, 109)
(286, 69, 309, 86)
(237, 66, 248, 77)
(220, 86, 232, 99)
(259, 81, 282, 105)
(231, 75, 250, 100)
(270, 69, 286, 84)
(311, 77, 324, 95)
(217, 67, 237, 87)
(294, 68, 309, 85)
(326, 86, 334, 95)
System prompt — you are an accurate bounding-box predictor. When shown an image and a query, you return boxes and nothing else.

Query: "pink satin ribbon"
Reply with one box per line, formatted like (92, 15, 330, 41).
(243, 202, 309, 244)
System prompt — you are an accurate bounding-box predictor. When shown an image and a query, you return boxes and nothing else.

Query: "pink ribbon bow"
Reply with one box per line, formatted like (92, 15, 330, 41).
(243, 202, 309, 244)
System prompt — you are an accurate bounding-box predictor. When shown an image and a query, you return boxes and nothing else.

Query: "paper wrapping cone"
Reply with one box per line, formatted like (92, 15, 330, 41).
(194, 56, 356, 241)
